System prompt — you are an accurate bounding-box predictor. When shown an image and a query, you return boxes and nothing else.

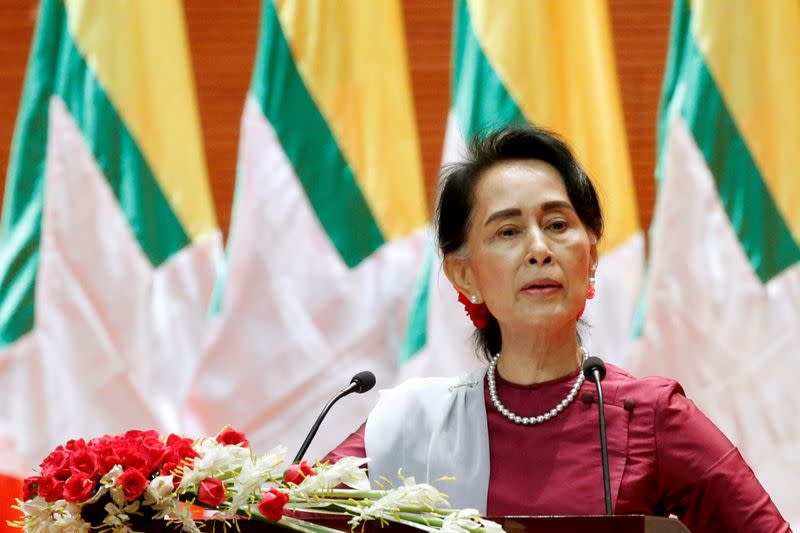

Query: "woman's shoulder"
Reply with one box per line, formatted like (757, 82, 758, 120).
(370, 368, 487, 422)
(602, 362, 687, 409)
(379, 367, 486, 399)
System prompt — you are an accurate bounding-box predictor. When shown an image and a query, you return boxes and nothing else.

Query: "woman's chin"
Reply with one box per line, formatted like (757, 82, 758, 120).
(513, 307, 581, 330)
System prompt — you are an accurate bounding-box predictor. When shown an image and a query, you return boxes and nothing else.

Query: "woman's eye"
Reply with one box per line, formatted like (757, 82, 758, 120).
(547, 220, 567, 231)
(498, 226, 518, 237)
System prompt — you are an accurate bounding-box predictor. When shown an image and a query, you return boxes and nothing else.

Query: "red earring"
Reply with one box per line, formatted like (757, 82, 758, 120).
(457, 291, 490, 329)
(587, 277, 596, 300)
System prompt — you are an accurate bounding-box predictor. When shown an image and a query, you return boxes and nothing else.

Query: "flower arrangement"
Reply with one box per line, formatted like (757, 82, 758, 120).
(10, 428, 502, 533)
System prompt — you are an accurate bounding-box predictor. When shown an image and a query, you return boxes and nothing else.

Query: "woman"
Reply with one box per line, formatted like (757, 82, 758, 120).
(325, 125, 789, 532)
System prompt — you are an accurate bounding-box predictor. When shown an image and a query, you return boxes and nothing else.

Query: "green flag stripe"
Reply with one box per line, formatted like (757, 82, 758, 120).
(250, 0, 384, 268)
(0, 0, 60, 347)
(0, 0, 190, 347)
(658, 0, 800, 282)
(452, 0, 526, 139)
(398, 241, 434, 363)
(55, 12, 190, 266)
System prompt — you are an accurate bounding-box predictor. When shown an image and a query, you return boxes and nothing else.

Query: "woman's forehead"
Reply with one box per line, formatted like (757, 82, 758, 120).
(474, 159, 570, 213)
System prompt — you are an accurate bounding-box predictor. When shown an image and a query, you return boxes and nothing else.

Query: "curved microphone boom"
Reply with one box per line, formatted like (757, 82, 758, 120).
(583, 356, 612, 515)
(293, 371, 376, 464)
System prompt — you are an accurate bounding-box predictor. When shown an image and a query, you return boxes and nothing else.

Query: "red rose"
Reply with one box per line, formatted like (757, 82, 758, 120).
(160, 461, 179, 477)
(197, 477, 226, 507)
(40, 449, 70, 479)
(37, 476, 65, 502)
(64, 438, 87, 452)
(139, 436, 168, 472)
(63, 474, 95, 503)
(216, 428, 249, 447)
(120, 450, 148, 473)
(22, 476, 39, 501)
(167, 437, 199, 461)
(257, 488, 289, 521)
(70, 448, 99, 480)
(117, 468, 149, 501)
(283, 461, 315, 485)
(97, 447, 123, 474)
(166, 434, 193, 448)
(124, 429, 160, 441)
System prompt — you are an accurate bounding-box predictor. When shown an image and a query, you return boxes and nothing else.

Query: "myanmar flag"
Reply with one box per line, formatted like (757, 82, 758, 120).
(0, 0, 220, 498)
(187, 0, 428, 461)
(400, 0, 643, 378)
(631, 0, 799, 526)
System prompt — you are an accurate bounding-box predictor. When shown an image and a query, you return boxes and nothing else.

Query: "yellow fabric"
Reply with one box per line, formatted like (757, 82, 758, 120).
(274, 0, 427, 240)
(63, 0, 217, 240)
(692, 0, 800, 240)
(467, 0, 638, 253)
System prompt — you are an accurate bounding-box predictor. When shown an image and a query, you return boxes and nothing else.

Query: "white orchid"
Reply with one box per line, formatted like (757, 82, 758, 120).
(291, 456, 370, 497)
(349, 477, 449, 528)
(143, 475, 175, 505)
(227, 445, 287, 511)
(440, 509, 505, 533)
(102, 499, 140, 533)
(179, 437, 251, 489)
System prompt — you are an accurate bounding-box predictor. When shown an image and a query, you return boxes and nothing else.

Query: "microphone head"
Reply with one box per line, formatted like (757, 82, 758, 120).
(350, 371, 376, 393)
(582, 356, 607, 383)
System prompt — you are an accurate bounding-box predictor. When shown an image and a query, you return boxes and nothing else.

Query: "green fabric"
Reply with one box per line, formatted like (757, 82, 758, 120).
(0, 0, 191, 347)
(636, 0, 800, 337)
(657, 0, 800, 283)
(398, 240, 434, 364)
(250, 0, 384, 269)
(452, 0, 527, 139)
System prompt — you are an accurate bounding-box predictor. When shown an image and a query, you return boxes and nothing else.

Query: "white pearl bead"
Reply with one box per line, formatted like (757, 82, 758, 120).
(488, 350, 588, 426)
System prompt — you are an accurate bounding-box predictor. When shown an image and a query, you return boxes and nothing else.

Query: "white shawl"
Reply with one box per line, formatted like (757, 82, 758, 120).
(364, 367, 491, 512)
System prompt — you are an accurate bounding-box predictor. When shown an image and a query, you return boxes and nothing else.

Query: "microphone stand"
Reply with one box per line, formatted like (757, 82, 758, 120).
(583, 357, 612, 515)
(293, 371, 376, 464)
(293, 385, 356, 464)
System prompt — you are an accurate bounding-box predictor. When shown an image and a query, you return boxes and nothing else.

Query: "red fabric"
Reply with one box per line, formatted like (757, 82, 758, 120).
(323, 364, 789, 532)
(0, 474, 22, 531)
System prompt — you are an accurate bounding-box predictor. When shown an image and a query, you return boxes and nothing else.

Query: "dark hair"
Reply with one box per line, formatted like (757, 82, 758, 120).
(435, 124, 604, 362)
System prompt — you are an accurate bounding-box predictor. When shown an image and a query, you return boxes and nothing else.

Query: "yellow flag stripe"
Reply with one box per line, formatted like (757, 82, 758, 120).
(273, 0, 427, 240)
(691, 0, 800, 240)
(466, 0, 638, 253)
(63, 0, 217, 240)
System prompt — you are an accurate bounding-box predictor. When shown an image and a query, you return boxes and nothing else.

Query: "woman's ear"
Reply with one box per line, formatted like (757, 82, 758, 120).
(444, 253, 480, 301)
(589, 233, 598, 276)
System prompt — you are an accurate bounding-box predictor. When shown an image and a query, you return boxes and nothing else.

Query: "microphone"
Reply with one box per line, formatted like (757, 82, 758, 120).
(583, 356, 612, 515)
(292, 370, 376, 463)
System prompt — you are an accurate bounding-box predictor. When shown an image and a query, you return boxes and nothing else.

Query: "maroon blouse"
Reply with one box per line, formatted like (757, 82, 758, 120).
(323, 364, 789, 533)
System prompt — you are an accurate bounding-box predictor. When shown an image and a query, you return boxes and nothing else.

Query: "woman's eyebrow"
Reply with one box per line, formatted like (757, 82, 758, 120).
(484, 208, 522, 227)
(540, 200, 574, 212)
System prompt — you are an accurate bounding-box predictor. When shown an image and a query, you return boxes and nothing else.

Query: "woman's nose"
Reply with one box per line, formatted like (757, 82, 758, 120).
(526, 230, 553, 265)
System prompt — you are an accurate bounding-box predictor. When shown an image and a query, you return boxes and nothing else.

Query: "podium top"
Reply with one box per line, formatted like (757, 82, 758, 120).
(136, 515, 691, 533)
(494, 515, 690, 533)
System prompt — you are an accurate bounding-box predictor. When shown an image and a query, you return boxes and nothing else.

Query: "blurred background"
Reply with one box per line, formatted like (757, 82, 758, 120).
(0, 0, 669, 231)
(1, 0, 797, 530)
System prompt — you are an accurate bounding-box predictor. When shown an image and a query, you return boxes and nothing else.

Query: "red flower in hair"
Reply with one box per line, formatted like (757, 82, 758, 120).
(457, 292, 490, 329)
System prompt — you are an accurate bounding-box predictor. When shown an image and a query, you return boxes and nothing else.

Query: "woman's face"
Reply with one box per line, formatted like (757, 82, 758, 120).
(446, 159, 597, 330)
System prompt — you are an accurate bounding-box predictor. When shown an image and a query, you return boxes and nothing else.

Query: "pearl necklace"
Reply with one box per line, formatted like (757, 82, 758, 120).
(488, 346, 588, 425)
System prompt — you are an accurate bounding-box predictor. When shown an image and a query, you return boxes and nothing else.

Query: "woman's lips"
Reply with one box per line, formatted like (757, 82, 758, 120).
(521, 278, 563, 296)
